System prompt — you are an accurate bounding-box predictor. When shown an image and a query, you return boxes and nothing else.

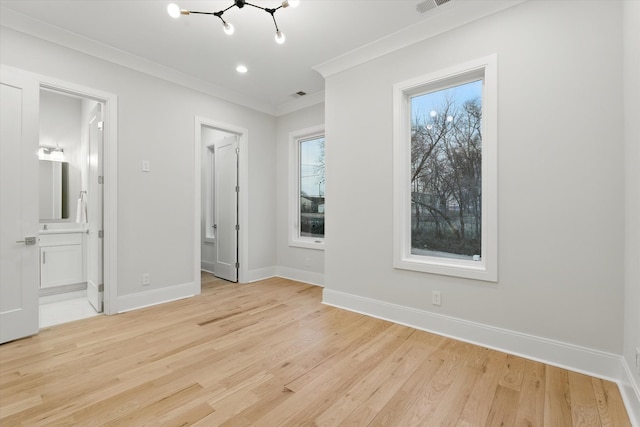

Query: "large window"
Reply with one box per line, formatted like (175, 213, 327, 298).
(289, 126, 325, 249)
(393, 56, 497, 281)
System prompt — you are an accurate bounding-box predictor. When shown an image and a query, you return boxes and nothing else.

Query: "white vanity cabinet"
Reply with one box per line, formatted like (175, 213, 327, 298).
(40, 232, 84, 288)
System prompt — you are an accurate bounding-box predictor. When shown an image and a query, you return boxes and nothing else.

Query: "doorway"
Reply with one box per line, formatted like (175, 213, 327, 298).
(201, 127, 239, 282)
(195, 118, 248, 285)
(38, 88, 104, 327)
(0, 66, 117, 344)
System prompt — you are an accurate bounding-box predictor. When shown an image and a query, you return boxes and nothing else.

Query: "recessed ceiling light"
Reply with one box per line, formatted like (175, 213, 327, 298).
(236, 65, 248, 74)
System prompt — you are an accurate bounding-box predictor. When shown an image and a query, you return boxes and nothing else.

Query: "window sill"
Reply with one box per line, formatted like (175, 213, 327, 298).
(394, 255, 496, 282)
(289, 239, 325, 251)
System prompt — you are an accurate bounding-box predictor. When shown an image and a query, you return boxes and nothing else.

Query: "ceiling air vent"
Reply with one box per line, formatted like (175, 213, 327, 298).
(295, 91, 307, 97)
(416, 0, 451, 14)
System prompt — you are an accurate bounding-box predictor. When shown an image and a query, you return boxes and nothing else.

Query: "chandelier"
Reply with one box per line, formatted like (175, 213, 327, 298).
(167, 0, 299, 44)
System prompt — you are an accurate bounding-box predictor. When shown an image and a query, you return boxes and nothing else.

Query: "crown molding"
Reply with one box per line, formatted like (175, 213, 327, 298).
(313, 0, 526, 79)
(0, 6, 279, 116)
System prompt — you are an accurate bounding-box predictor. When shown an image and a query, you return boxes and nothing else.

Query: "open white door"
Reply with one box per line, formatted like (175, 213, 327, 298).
(87, 104, 103, 312)
(212, 135, 238, 282)
(0, 66, 40, 344)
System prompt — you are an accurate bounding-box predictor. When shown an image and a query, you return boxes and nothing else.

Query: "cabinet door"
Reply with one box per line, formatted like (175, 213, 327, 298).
(41, 245, 83, 288)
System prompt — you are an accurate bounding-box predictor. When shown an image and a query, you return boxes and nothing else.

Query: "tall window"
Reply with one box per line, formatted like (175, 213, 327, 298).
(290, 126, 325, 249)
(393, 56, 497, 281)
(410, 80, 483, 260)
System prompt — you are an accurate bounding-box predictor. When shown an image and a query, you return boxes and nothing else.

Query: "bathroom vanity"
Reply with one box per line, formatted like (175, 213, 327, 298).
(39, 229, 84, 289)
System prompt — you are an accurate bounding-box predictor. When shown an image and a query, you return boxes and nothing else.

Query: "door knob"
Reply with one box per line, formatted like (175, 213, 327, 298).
(16, 236, 37, 245)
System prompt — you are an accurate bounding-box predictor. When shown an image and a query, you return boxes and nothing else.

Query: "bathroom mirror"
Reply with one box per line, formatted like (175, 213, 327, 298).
(39, 160, 69, 220)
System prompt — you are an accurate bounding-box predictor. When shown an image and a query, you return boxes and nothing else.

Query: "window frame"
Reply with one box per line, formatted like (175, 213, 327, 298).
(289, 125, 326, 250)
(392, 55, 498, 282)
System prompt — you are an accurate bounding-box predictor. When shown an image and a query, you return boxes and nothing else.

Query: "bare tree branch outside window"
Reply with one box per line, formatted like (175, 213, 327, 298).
(410, 80, 482, 259)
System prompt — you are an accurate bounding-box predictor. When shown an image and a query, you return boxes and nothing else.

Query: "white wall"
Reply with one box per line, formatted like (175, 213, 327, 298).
(276, 103, 325, 285)
(324, 0, 625, 358)
(623, 0, 640, 420)
(1, 27, 277, 300)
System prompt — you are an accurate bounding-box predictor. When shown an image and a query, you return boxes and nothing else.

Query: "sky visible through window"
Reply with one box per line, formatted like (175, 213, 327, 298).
(411, 80, 482, 122)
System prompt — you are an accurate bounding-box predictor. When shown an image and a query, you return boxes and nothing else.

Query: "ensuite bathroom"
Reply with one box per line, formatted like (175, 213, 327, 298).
(38, 88, 104, 328)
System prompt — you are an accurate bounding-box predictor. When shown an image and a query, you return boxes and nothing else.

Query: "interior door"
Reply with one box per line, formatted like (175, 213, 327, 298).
(212, 135, 238, 282)
(87, 104, 103, 312)
(0, 66, 40, 344)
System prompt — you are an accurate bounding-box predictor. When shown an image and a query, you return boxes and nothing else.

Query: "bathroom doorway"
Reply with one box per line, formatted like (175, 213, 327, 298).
(38, 88, 104, 327)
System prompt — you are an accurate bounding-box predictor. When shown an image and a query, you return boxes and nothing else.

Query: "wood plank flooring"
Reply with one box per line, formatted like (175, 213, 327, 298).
(0, 273, 632, 426)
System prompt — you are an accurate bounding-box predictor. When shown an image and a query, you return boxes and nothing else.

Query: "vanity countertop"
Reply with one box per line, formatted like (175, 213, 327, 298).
(39, 228, 85, 235)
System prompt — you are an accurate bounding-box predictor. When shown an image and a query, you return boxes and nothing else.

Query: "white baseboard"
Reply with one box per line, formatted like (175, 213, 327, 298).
(322, 289, 634, 397)
(276, 266, 324, 287)
(201, 260, 215, 273)
(245, 266, 277, 283)
(116, 281, 197, 313)
(620, 359, 640, 426)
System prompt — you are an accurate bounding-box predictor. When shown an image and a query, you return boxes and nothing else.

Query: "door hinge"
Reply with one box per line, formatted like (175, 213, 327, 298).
(235, 262, 240, 269)
(98, 230, 103, 238)
(235, 185, 239, 193)
(98, 121, 104, 130)
(235, 148, 239, 154)
(235, 224, 240, 231)
(98, 176, 104, 184)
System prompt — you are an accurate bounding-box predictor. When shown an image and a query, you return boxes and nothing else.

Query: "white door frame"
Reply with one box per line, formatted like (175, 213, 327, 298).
(194, 117, 248, 285)
(37, 73, 118, 315)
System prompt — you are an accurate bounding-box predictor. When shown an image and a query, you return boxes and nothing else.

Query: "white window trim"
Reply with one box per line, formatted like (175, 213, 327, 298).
(289, 124, 325, 250)
(392, 54, 498, 282)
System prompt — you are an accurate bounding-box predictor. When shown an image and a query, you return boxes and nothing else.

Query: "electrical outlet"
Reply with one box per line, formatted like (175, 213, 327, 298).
(432, 291, 441, 306)
(142, 273, 151, 286)
(142, 160, 150, 172)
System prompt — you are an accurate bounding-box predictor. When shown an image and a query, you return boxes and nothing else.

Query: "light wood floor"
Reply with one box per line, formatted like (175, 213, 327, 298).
(0, 273, 632, 426)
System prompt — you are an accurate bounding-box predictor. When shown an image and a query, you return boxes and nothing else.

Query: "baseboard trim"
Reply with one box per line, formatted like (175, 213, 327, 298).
(200, 260, 215, 273)
(245, 266, 277, 283)
(322, 288, 624, 383)
(116, 281, 197, 313)
(276, 266, 324, 287)
(620, 359, 640, 426)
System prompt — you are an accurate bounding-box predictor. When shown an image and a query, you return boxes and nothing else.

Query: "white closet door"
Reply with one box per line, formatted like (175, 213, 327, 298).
(212, 135, 238, 282)
(0, 66, 40, 343)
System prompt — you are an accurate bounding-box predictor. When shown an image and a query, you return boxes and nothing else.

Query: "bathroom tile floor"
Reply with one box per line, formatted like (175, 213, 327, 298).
(39, 290, 101, 328)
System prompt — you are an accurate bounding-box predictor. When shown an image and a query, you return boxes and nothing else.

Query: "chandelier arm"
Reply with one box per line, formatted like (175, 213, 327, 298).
(187, 11, 219, 16)
(243, 2, 267, 12)
(269, 13, 280, 32)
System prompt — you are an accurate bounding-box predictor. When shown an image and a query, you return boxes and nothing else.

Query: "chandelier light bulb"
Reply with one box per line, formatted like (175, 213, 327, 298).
(236, 64, 248, 73)
(289, 0, 300, 7)
(167, 3, 181, 18)
(223, 22, 235, 35)
(275, 30, 286, 44)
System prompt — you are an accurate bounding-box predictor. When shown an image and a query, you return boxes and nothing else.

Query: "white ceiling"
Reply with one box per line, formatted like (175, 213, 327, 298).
(0, 0, 522, 115)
